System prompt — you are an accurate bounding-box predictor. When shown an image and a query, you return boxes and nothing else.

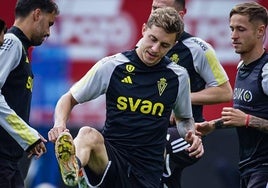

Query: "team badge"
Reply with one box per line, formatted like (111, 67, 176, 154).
(158, 78, 167, 96)
(126, 64, 135, 73)
(170, 53, 179, 64)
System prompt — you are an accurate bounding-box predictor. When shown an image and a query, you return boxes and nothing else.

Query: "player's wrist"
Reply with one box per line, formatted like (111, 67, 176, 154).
(245, 114, 251, 128)
(213, 119, 225, 129)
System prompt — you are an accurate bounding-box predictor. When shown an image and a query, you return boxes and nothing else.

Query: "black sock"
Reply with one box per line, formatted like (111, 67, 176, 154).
(76, 156, 82, 169)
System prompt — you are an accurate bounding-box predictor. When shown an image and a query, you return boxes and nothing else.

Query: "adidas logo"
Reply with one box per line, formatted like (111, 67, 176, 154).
(121, 76, 132, 84)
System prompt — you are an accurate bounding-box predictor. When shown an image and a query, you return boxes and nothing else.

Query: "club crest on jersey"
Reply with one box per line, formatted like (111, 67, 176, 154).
(170, 54, 179, 64)
(126, 64, 135, 73)
(158, 78, 167, 96)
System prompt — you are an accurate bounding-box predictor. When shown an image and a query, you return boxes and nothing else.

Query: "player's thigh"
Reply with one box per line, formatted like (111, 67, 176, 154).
(74, 127, 108, 168)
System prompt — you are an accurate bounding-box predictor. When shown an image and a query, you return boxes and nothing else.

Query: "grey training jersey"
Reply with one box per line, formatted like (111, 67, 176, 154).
(0, 27, 40, 159)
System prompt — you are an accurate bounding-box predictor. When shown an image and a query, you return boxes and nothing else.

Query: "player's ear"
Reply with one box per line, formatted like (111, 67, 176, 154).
(142, 23, 147, 36)
(257, 24, 265, 38)
(32, 8, 42, 22)
(178, 9, 186, 19)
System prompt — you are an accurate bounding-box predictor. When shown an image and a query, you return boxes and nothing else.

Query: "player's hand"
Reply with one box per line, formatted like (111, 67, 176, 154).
(185, 130, 204, 158)
(48, 126, 69, 142)
(222, 107, 247, 127)
(28, 134, 47, 159)
(195, 121, 215, 136)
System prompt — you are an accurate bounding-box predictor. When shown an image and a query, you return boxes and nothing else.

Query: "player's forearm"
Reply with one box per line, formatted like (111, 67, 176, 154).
(54, 92, 76, 128)
(0, 95, 40, 150)
(191, 83, 232, 105)
(176, 117, 195, 138)
(248, 115, 268, 133)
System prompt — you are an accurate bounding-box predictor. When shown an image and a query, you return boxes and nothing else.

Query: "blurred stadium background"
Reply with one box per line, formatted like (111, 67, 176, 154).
(1, 0, 268, 187)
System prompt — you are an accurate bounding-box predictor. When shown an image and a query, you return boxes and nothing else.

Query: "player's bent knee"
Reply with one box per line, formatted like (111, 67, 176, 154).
(77, 126, 104, 145)
(78, 126, 95, 135)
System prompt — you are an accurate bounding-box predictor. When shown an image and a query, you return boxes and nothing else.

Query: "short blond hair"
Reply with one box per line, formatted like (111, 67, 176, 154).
(147, 7, 184, 41)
